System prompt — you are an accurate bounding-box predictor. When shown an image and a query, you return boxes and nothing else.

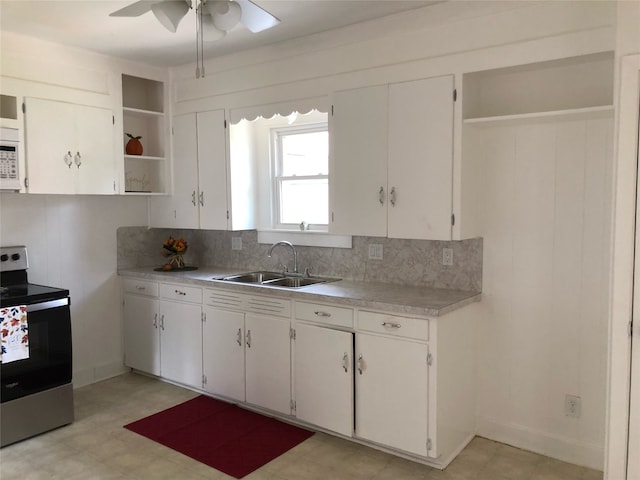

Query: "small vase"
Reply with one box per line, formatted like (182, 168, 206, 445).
(168, 254, 185, 269)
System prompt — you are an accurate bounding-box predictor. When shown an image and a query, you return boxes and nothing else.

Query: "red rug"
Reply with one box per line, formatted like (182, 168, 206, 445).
(124, 395, 314, 478)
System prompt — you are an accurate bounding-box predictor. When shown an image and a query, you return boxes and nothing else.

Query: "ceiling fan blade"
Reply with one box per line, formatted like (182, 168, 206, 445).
(235, 0, 280, 33)
(109, 1, 155, 17)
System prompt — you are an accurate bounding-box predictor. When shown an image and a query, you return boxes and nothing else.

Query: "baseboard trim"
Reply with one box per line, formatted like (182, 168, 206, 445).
(476, 417, 604, 470)
(73, 362, 129, 388)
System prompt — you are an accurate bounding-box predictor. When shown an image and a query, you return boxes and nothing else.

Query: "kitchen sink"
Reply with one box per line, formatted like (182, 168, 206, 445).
(262, 276, 327, 288)
(219, 271, 339, 289)
(221, 271, 284, 283)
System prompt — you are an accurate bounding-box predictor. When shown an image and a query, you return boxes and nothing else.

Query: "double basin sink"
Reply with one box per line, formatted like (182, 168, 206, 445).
(219, 271, 339, 289)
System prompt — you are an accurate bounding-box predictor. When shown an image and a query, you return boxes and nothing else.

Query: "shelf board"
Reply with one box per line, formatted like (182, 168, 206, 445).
(123, 191, 168, 196)
(463, 105, 614, 127)
(123, 106, 164, 117)
(124, 154, 165, 161)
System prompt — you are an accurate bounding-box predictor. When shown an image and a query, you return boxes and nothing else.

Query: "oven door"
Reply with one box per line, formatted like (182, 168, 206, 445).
(1, 297, 72, 402)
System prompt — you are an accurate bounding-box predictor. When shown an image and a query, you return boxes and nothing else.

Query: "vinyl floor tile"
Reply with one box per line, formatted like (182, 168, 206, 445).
(0, 373, 605, 480)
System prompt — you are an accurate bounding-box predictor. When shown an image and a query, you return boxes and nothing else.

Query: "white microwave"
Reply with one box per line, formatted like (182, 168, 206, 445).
(0, 127, 20, 191)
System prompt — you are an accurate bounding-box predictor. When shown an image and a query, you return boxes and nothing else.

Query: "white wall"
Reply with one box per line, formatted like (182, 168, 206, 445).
(0, 194, 148, 386)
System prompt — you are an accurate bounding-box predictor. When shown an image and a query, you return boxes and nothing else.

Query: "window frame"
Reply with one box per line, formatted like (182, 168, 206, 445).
(271, 122, 329, 231)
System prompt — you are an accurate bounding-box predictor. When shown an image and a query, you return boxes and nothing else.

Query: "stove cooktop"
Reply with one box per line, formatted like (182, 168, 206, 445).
(0, 283, 69, 307)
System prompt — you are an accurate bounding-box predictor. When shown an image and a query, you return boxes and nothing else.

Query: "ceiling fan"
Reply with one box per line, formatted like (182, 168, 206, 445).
(110, 0, 280, 77)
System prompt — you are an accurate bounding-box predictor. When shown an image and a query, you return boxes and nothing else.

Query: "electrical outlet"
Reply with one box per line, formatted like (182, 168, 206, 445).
(442, 248, 454, 266)
(231, 237, 242, 251)
(368, 244, 383, 260)
(565, 395, 581, 418)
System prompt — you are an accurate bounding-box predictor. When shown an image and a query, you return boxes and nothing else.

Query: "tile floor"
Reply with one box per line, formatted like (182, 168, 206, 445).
(0, 373, 603, 480)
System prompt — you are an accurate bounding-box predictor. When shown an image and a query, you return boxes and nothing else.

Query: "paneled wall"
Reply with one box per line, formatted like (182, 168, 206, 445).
(466, 116, 613, 469)
(0, 194, 148, 386)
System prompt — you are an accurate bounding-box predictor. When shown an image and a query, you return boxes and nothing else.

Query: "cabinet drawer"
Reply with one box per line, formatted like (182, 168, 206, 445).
(159, 283, 203, 303)
(122, 278, 158, 297)
(296, 301, 353, 329)
(358, 311, 428, 341)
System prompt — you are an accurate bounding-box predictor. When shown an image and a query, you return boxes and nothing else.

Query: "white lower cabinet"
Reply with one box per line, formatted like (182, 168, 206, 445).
(245, 314, 291, 415)
(202, 289, 292, 415)
(355, 333, 429, 457)
(202, 306, 245, 401)
(293, 323, 354, 436)
(124, 277, 477, 468)
(158, 299, 202, 388)
(123, 292, 160, 376)
(122, 278, 202, 389)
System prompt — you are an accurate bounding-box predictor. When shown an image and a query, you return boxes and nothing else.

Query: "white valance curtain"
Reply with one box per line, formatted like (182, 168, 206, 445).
(229, 96, 329, 124)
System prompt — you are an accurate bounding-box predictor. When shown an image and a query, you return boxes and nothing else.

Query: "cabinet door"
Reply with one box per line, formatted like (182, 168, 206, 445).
(356, 333, 429, 457)
(330, 85, 388, 236)
(388, 75, 454, 240)
(24, 97, 76, 194)
(294, 323, 353, 436)
(149, 113, 199, 228)
(197, 110, 229, 230)
(202, 306, 245, 401)
(159, 300, 202, 388)
(75, 103, 116, 195)
(123, 294, 160, 376)
(245, 314, 291, 415)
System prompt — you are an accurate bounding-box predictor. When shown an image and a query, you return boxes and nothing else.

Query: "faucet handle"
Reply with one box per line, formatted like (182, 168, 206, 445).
(304, 267, 312, 277)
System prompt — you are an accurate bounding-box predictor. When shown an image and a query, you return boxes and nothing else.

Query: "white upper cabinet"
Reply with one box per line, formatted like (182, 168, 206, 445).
(24, 97, 116, 195)
(387, 76, 454, 240)
(330, 75, 455, 240)
(149, 109, 228, 229)
(330, 85, 388, 237)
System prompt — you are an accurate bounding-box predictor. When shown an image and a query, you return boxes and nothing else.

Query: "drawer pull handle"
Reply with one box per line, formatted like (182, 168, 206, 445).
(382, 322, 401, 329)
(175, 290, 187, 296)
(342, 352, 349, 373)
(136, 286, 146, 291)
(314, 311, 331, 317)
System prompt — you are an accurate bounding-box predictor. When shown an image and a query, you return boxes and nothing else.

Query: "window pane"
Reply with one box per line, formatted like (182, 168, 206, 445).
(280, 178, 328, 224)
(281, 131, 328, 176)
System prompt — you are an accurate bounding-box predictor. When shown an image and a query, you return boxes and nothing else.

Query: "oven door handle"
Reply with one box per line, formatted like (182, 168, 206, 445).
(24, 298, 69, 313)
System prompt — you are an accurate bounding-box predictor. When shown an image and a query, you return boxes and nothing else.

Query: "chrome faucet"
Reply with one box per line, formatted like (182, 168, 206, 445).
(268, 241, 298, 273)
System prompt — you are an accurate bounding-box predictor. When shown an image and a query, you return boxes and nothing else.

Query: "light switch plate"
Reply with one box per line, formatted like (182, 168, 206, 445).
(442, 248, 453, 266)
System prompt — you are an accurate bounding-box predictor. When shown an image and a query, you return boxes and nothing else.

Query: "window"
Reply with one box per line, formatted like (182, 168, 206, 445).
(272, 123, 328, 230)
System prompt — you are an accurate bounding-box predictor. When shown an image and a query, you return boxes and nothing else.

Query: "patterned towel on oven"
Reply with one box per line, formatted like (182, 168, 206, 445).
(1, 305, 29, 364)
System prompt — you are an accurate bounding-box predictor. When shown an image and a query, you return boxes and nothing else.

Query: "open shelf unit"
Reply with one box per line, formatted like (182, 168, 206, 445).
(122, 74, 168, 194)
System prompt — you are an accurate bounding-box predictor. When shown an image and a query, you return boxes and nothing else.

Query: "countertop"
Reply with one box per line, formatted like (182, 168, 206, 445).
(118, 266, 481, 317)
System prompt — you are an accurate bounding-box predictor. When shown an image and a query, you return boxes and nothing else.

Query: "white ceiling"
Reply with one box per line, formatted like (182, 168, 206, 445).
(0, 0, 441, 67)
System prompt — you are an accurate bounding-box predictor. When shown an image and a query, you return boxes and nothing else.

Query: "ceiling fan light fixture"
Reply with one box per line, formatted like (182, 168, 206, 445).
(201, 15, 227, 41)
(151, 0, 190, 33)
(206, 0, 242, 31)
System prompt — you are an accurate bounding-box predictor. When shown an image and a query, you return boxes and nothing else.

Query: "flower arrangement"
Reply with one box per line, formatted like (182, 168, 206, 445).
(161, 236, 188, 270)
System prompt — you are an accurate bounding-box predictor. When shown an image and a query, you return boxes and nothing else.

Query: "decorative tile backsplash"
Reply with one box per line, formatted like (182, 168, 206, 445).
(117, 227, 482, 292)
